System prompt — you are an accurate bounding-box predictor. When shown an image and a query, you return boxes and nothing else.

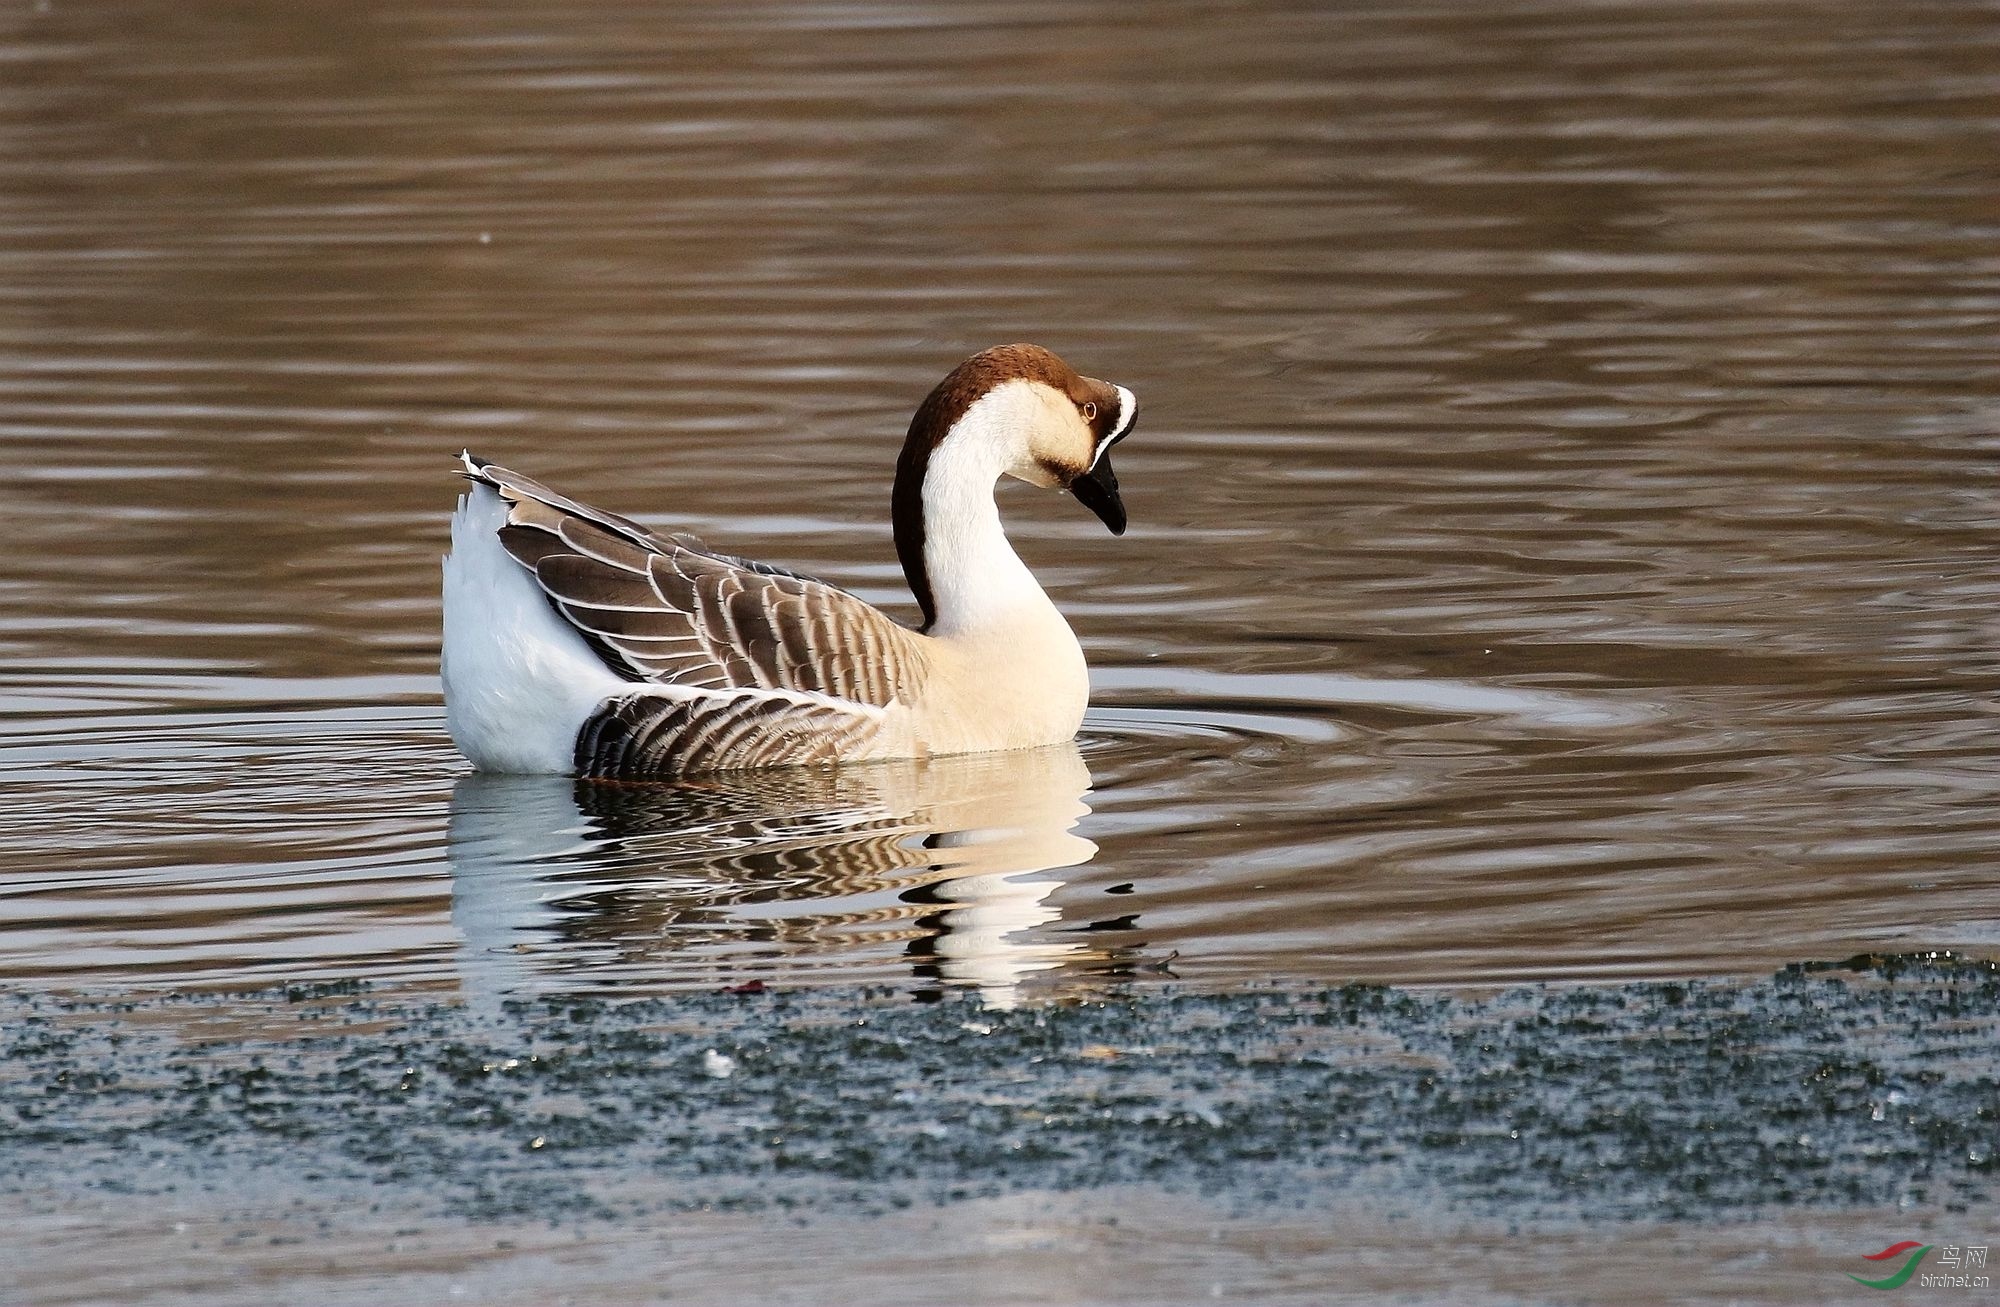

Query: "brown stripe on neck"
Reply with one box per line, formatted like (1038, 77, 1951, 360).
(891, 423, 942, 633)
(893, 344, 1087, 633)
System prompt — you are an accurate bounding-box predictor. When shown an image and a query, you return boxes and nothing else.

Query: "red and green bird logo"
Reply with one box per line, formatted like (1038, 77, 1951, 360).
(1850, 1242, 1931, 1290)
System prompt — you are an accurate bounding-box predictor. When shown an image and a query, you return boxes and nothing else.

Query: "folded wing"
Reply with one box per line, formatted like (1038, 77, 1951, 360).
(464, 455, 931, 710)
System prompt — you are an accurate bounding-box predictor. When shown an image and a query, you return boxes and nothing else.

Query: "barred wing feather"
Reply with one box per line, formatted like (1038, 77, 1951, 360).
(465, 456, 930, 709)
(576, 689, 887, 776)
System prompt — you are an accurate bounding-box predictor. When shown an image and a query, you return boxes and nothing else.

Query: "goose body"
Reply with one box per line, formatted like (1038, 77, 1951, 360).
(442, 344, 1137, 777)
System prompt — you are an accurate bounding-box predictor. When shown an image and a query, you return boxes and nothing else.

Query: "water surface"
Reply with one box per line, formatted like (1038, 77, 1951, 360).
(3, 0, 1998, 1003)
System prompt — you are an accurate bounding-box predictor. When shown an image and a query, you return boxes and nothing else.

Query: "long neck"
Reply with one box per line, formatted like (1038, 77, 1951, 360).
(893, 400, 1053, 639)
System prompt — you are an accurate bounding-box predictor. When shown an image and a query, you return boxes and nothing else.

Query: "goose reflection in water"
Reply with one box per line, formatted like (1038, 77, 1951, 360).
(446, 742, 1147, 1008)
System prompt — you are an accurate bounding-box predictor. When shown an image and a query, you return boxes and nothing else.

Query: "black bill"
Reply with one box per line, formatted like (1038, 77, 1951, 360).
(1070, 452, 1127, 535)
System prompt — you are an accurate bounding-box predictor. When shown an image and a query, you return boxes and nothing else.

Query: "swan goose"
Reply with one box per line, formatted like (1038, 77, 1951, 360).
(442, 343, 1138, 777)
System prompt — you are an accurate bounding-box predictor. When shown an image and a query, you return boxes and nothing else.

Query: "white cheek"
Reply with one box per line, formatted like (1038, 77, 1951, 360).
(1016, 393, 1094, 485)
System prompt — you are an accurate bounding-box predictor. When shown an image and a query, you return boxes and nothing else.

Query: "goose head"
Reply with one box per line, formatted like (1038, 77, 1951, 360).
(898, 342, 1138, 528)
(967, 346, 1137, 536)
(892, 344, 1139, 631)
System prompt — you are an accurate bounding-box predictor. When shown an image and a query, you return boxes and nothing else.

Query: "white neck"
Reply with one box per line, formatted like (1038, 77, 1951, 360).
(920, 391, 1059, 640)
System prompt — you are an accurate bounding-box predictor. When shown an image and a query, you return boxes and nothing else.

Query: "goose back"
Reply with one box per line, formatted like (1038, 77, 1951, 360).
(467, 456, 933, 709)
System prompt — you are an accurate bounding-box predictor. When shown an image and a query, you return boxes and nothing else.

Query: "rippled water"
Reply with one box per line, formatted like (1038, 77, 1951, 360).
(3, 0, 1998, 1005)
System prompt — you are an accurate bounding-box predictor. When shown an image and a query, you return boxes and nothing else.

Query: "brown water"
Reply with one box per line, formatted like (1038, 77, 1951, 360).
(3, 0, 1999, 1004)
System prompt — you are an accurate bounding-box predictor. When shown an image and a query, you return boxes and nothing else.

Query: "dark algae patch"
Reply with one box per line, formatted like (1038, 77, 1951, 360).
(3, 955, 1994, 1225)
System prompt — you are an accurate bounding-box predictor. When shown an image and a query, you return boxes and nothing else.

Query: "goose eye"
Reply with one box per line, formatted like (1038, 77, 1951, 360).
(1082, 401, 1097, 421)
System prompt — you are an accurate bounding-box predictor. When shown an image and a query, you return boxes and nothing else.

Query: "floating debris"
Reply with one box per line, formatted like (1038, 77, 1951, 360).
(0, 954, 1993, 1225)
